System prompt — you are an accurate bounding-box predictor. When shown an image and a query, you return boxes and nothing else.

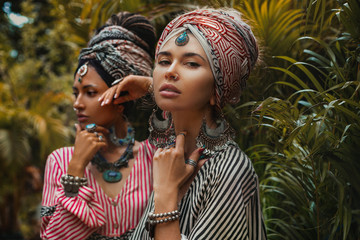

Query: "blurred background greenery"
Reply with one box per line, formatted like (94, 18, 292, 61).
(0, 0, 359, 239)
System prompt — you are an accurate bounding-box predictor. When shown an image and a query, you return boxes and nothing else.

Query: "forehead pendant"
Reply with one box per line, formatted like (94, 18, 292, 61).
(77, 63, 88, 83)
(175, 31, 189, 46)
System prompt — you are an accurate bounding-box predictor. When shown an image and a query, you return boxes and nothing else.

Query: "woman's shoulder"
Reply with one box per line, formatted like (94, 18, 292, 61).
(205, 144, 256, 182)
(47, 146, 74, 164)
(213, 143, 252, 168)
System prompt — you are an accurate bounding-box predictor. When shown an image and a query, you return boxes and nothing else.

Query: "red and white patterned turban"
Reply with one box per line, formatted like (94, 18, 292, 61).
(156, 9, 258, 110)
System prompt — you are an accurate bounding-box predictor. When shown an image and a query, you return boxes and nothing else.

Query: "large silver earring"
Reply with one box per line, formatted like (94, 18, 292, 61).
(148, 109, 175, 148)
(196, 117, 236, 158)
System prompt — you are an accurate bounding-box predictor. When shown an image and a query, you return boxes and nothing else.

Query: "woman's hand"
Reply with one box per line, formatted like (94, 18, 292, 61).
(98, 75, 153, 106)
(152, 133, 203, 195)
(67, 124, 108, 177)
(152, 133, 203, 240)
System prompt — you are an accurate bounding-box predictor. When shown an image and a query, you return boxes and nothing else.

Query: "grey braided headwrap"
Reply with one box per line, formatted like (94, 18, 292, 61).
(78, 25, 153, 87)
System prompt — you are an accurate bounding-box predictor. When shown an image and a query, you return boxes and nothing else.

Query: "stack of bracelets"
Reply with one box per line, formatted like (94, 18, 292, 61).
(145, 210, 180, 237)
(60, 174, 88, 197)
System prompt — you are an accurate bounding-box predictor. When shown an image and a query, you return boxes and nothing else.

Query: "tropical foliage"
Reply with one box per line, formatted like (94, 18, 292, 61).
(0, 0, 358, 239)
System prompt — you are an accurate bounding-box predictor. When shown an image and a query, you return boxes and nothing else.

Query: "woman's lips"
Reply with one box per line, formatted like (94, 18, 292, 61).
(77, 114, 88, 122)
(159, 83, 181, 98)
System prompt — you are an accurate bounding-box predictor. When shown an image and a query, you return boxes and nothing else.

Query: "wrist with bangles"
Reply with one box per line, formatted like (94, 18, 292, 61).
(145, 209, 180, 237)
(60, 174, 87, 197)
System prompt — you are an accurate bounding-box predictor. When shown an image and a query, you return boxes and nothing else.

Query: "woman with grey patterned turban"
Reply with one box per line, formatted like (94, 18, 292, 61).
(41, 12, 157, 240)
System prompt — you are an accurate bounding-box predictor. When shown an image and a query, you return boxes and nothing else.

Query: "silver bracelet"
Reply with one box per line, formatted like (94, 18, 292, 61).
(60, 174, 87, 197)
(148, 210, 179, 220)
(146, 209, 180, 237)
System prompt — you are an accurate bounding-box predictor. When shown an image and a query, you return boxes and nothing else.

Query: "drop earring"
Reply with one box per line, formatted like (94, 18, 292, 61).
(148, 109, 175, 148)
(196, 117, 236, 158)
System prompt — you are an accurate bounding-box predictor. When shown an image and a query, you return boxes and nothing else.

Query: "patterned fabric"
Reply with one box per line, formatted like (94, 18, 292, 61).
(130, 145, 267, 240)
(40, 140, 156, 240)
(40, 205, 56, 217)
(156, 9, 259, 111)
(79, 25, 153, 87)
(88, 229, 134, 240)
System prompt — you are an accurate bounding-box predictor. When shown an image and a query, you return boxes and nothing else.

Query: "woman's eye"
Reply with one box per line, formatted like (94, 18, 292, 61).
(158, 59, 171, 65)
(72, 92, 78, 98)
(87, 91, 97, 96)
(186, 62, 200, 68)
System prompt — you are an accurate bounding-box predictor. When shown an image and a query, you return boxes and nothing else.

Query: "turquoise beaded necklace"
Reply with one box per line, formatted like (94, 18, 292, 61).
(91, 138, 134, 183)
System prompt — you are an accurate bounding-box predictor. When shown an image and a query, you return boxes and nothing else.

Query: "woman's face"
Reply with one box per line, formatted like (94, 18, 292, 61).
(73, 66, 120, 129)
(152, 33, 215, 113)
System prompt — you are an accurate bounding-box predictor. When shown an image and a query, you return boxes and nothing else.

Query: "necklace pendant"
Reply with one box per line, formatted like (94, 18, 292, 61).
(103, 170, 122, 183)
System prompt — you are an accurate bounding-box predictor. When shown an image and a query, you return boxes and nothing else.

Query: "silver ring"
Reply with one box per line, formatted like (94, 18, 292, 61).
(94, 132, 99, 137)
(165, 142, 175, 149)
(185, 159, 197, 167)
(86, 123, 96, 133)
(98, 135, 103, 141)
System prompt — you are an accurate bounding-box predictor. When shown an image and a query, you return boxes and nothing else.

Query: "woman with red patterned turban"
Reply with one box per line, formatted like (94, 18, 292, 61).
(101, 8, 267, 240)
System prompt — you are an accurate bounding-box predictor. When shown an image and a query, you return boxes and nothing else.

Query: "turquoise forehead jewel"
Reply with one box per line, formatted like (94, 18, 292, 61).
(175, 31, 189, 46)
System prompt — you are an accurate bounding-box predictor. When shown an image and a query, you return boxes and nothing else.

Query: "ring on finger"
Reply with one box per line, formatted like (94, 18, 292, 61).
(185, 159, 197, 167)
(86, 123, 96, 133)
(178, 132, 186, 137)
(98, 135, 103, 141)
(165, 142, 175, 149)
(94, 132, 99, 137)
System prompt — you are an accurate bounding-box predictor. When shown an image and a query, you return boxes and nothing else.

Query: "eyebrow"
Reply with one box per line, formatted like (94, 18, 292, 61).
(72, 84, 97, 91)
(157, 51, 207, 62)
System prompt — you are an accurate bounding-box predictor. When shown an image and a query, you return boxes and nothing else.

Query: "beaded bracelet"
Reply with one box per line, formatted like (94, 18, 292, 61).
(145, 210, 180, 237)
(60, 174, 87, 197)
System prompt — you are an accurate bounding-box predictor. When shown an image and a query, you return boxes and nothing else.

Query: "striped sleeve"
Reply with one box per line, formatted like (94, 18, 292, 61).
(40, 147, 106, 240)
(184, 146, 266, 240)
(130, 146, 267, 240)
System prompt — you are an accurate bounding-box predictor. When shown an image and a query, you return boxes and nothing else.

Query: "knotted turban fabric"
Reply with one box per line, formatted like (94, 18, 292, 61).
(78, 25, 153, 87)
(156, 9, 258, 110)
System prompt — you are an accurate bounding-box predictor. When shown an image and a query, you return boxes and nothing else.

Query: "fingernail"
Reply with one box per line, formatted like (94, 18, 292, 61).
(98, 97, 102, 102)
(114, 93, 117, 99)
(199, 148, 205, 154)
(101, 101, 104, 106)
(105, 99, 109, 104)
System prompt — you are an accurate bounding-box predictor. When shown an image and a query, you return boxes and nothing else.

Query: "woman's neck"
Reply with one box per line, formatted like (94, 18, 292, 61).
(105, 117, 129, 152)
(171, 108, 214, 158)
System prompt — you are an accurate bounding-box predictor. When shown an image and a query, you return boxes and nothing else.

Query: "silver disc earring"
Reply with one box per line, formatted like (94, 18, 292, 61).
(148, 109, 176, 148)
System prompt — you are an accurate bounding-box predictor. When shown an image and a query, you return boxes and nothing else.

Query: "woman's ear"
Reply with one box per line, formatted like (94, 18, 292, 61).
(115, 104, 125, 113)
(210, 95, 216, 106)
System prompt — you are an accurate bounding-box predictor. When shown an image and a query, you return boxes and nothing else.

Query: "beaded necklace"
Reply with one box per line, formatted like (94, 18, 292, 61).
(109, 125, 134, 146)
(91, 138, 134, 183)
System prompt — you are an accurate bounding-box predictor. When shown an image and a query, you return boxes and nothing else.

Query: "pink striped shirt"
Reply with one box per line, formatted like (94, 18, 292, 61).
(41, 140, 155, 240)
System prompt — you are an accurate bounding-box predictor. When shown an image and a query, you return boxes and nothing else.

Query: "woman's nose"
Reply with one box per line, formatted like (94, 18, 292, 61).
(73, 95, 84, 110)
(165, 62, 179, 81)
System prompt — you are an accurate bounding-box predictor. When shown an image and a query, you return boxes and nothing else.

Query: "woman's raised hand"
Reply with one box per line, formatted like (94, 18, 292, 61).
(98, 75, 153, 106)
(67, 124, 108, 177)
(152, 133, 203, 194)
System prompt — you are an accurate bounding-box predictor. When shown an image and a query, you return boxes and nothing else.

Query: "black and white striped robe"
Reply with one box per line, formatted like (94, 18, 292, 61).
(130, 144, 267, 240)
